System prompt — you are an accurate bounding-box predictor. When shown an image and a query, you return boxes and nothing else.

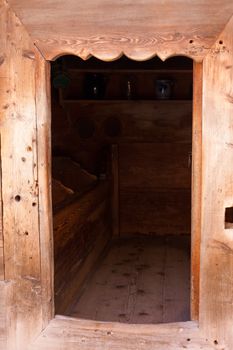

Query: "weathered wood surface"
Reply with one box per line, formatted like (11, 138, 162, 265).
(119, 143, 191, 235)
(7, 0, 233, 61)
(70, 236, 190, 324)
(31, 317, 216, 350)
(35, 55, 54, 328)
(191, 62, 202, 321)
(200, 16, 233, 350)
(0, 1, 52, 348)
(0, 281, 9, 350)
(0, 142, 4, 280)
(54, 182, 111, 314)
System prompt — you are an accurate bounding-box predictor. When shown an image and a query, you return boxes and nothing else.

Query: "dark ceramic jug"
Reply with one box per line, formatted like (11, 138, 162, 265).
(155, 79, 174, 100)
(84, 73, 107, 99)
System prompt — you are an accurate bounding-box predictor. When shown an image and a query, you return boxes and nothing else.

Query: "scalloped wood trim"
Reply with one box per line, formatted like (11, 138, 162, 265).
(35, 33, 212, 62)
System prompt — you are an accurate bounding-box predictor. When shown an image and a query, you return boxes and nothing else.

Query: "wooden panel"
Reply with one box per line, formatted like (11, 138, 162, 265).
(0, 1, 51, 348)
(119, 143, 192, 189)
(53, 182, 111, 314)
(0, 281, 9, 350)
(0, 135, 3, 281)
(119, 143, 191, 235)
(59, 100, 192, 182)
(35, 56, 54, 327)
(31, 317, 216, 350)
(120, 189, 191, 235)
(7, 0, 233, 61)
(65, 100, 192, 144)
(200, 17, 233, 349)
(191, 62, 202, 320)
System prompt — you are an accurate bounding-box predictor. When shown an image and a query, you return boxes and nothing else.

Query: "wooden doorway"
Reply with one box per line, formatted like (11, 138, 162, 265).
(50, 55, 201, 323)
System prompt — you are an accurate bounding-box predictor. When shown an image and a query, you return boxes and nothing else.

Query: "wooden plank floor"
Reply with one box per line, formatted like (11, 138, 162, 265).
(69, 235, 190, 324)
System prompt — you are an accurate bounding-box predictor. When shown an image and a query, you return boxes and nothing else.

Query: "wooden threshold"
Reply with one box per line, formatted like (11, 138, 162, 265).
(31, 316, 217, 350)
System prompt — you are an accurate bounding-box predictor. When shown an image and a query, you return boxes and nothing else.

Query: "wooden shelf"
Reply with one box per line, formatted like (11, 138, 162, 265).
(67, 68, 192, 74)
(61, 99, 193, 104)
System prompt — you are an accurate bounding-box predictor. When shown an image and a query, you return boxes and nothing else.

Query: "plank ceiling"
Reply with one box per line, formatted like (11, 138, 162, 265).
(7, 0, 233, 61)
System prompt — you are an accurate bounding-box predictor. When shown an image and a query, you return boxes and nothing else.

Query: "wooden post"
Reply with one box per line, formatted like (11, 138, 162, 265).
(35, 54, 54, 328)
(200, 16, 233, 349)
(0, 1, 53, 348)
(191, 62, 203, 320)
(111, 144, 119, 236)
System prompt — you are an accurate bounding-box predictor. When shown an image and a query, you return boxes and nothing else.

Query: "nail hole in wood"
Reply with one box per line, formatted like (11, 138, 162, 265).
(32, 202, 36, 207)
(214, 340, 218, 345)
(219, 40, 223, 45)
(189, 39, 193, 44)
(15, 195, 21, 202)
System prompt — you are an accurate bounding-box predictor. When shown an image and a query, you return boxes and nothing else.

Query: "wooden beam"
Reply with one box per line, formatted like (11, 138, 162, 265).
(35, 54, 54, 328)
(200, 15, 233, 349)
(7, 0, 233, 62)
(191, 62, 203, 320)
(31, 317, 216, 350)
(0, 135, 4, 281)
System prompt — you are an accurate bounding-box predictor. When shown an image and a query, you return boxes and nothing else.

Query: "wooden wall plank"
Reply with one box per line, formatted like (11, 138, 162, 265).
(0, 1, 52, 348)
(120, 189, 191, 235)
(200, 16, 233, 349)
(0, 281, 7, 349)
(0, 147, 4, 280)
(53, 182, 111, 314)
(119, 143, 192, 189)
(35, 54, 54, 328)
(191, 62, 202, 321)
(65, 100, 193, 145)
(119, 143, 192, 235)
(0, 11, 4, 283)
(7, 0, 233, 62)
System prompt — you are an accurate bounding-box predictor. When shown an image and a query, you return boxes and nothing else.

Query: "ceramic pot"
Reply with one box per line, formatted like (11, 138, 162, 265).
(155, 79, 174, 100)
(84, 73, 107, 99)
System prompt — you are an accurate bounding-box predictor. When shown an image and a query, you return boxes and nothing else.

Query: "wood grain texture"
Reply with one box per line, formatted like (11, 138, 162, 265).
(200, 16, 233, 349)
(35, 55, 54, 327)
(70, 236, 190, 324)
(191, 62, 202, 321)
(0, 1, 52, 348)
(0, 281, 10, 350)
(0, 137, 4, 280)
(31, 317, 216, 350)
(6, 0, 233, 62)
(53, 182, 111, 314)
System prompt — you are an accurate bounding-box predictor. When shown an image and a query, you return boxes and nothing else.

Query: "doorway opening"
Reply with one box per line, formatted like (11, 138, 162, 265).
(51, 55, 193, 324)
